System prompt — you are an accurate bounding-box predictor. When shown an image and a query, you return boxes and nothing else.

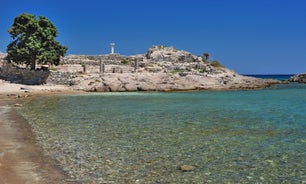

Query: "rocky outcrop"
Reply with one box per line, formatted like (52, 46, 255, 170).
(0, 52, 7, 68)
(69, 71, 281, 92)
(145, 45, 197, 63)
(0, 46, 284, 91)
(289, 73, 306, 83)
(0, 52, 6, 59)
(55, 46, 281, 92)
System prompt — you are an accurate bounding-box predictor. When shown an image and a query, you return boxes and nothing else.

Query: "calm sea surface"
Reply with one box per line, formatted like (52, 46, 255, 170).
(20, 83, 306, 183)
(243, 74, 294, 81)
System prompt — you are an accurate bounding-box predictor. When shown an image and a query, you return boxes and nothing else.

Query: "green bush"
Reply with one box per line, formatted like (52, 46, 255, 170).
(199, 68, 207, 73)
(121, 60, 130, 64)
(171, 68, 185, 74)
(211, 60, 224, 68)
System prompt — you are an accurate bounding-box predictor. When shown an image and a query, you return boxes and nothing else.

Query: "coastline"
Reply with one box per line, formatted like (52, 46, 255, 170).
(13, 83, 306, 183)
(0, 81, 82, 184)
(0, 76, 284, 183)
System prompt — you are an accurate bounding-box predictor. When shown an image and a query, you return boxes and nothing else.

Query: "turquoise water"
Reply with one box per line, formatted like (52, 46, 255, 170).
(21, 83, 306, 183)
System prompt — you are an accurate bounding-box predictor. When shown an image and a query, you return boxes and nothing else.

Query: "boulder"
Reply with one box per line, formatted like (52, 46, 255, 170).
(289, 73, 306, 83)
(178, 165, 195, 172)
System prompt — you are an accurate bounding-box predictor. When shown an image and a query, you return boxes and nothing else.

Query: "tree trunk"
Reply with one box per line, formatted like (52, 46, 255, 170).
(30, 58, 36, 70)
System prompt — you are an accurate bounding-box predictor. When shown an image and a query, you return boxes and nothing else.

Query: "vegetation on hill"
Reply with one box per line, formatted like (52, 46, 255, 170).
(211, 60, 224, 68)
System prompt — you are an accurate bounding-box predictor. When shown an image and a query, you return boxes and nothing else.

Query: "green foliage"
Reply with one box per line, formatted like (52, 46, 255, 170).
(202, 53, 210, 61)
(121, 60, 130, 64)
(211, 60, 224, 68)
(199, 68, 207, 73)
(6, 13, 67, 70)
(171, 68, 185, 74)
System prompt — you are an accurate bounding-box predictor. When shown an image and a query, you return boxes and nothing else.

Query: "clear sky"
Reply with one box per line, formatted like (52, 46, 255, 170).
(1, 0, 305, 74)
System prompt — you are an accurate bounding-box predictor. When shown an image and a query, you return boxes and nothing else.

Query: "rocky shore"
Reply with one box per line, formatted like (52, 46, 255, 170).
(1, 46, 285, 94)
(75, 72, 281, 92)
(50, 46, 284, 92)
(289, 73, 306, 83)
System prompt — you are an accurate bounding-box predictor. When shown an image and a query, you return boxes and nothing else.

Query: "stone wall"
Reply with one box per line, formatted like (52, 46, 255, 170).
(46, 71, 77, 85)
(0, 62, 50, 85)
(54, 64, 135, 74)
(55, 64, 84, 73)
(61, 54, 128, 65)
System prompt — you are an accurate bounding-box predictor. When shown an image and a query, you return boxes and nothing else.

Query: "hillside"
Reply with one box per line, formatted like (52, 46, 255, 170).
(1, 46, 282, 92)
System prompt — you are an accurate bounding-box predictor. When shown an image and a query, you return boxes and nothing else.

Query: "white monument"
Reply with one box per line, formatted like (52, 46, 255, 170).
(110, 43, 115, 54)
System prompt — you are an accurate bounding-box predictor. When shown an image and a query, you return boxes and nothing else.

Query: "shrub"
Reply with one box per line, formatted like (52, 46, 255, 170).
(121, 60, 130, 64)
(199, 68, 207, 73)
(211, 60, 224, 68)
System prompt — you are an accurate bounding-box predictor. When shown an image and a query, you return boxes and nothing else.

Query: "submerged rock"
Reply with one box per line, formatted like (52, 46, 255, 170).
(178, 165, 195, 172)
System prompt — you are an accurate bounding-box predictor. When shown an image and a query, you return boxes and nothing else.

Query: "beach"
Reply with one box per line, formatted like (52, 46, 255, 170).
(0, 74, 279, 183)
(0, 79, 80, 183)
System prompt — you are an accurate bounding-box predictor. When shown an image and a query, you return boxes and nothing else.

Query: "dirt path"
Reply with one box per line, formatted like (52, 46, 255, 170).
(0, 98, 78, 184)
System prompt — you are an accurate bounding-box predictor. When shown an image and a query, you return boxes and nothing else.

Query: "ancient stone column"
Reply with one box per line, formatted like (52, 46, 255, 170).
(99, 58, 105, 74)
(82, 64, 87, 73)
(102, 63, 105, 73)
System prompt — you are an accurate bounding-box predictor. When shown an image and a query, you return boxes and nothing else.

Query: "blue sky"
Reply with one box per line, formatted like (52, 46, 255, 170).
(1, 0, 305, 74)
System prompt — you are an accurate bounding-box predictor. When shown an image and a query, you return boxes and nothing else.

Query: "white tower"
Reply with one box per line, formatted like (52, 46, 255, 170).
(110, 43, 115, 54)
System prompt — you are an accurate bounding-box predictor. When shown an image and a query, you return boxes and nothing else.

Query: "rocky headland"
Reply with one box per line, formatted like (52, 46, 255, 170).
(0, 48, 299, 183)
(1, 46, 284, 94)
(44, 46, 283, 92)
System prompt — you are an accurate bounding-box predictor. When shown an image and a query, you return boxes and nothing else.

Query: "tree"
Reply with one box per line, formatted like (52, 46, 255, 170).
(6, 13, 67, 70)
(202, 53, 210, 62)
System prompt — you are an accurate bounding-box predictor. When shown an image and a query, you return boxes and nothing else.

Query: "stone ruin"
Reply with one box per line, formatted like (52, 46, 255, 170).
(0, 46, 223, 85)
(57, 45, 216, 75)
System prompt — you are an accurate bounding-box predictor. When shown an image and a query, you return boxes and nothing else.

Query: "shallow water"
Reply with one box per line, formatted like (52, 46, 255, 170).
(20, 83, 306, 183)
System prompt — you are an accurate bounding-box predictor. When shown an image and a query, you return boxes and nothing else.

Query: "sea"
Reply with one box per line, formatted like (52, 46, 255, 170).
(244, 74, 294, 81)
(19, 74, 306, 183)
